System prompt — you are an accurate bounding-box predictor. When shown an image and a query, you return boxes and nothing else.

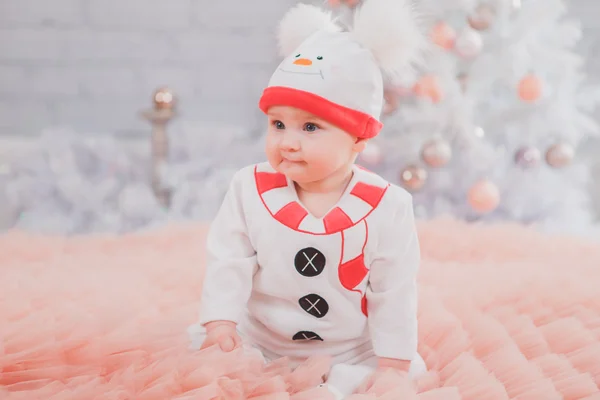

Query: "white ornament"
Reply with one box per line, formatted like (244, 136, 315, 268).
(545, 143, 575, 168)
(474, 126, 485, 138)
(455, 29, 483, 58)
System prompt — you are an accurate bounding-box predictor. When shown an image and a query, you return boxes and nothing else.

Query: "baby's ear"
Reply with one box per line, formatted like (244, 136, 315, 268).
(277, 3, 342, 57)
(353, 138, 369, 153)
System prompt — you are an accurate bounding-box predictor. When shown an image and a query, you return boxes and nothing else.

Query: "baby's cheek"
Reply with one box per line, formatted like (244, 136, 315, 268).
(309, 147, 341, 173)
(308, 145, 332, 163)
(264, 143, 281, 167)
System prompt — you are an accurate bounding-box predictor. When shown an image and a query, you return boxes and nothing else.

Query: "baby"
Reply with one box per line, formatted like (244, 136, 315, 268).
(188, 0, 427, 397)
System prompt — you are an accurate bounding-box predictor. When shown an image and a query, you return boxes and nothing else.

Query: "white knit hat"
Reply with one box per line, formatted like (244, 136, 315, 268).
(259, 0, 425, 139)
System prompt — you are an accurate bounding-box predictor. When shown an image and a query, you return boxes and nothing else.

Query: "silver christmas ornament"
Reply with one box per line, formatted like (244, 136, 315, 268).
(514, 145, 541, 168)
(468, 4, 496, 31)
(455, 29, 483, 58)
(399, 165, 428, 192)
(545, 143, 575, 168)
(153, 87, 176, 110)
(421, 138, 452, 168)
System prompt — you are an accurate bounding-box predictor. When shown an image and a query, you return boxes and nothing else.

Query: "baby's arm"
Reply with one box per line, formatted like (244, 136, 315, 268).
(366, 191, 420, 371)
(197, 169, 257, 349)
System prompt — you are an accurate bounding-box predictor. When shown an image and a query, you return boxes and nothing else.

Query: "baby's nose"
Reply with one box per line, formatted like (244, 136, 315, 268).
(293, 58, 313, 66)
(280, 135, 300, 151)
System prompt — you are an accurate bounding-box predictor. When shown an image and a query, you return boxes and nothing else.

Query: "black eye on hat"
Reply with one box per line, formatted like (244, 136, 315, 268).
(317, 56, 323, 60)
(295, 53, 301, 57)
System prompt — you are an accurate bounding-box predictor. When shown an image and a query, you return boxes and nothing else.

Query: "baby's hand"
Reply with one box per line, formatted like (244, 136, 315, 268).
(201, 320, 243, 352)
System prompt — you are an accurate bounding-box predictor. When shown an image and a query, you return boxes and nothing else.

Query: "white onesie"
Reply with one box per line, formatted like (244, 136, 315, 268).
(188, 161, 426, 395)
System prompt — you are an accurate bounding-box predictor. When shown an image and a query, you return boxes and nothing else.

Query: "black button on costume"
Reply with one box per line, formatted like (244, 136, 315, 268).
(294, 247, 326, 277)
(294, 247, 329, 341)
(292, 331, 324, 341)
(299, 293, 329, 318)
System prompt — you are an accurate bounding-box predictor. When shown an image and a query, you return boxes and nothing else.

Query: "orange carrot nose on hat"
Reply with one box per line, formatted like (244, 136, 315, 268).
(259, 0, 426, 139)
(293, 58, 313, 66)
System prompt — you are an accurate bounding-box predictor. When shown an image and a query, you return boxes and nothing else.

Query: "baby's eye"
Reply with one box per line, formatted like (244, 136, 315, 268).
(304, 122, 320, 132)
(273, 120, 285, 130)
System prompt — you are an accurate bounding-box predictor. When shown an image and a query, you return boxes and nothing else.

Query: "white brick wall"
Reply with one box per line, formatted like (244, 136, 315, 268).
(0, 0, 297, 136)
(0, 0, 598, 138)
(86, 0, 193, 30)
(0, 0, 85, 27)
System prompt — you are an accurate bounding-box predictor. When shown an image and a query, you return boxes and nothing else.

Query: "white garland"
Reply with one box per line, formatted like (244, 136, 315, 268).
(0, 123, 264, 235)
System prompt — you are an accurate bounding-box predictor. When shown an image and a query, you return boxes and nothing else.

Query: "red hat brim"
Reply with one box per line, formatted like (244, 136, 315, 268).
(259, 86, 383, 139)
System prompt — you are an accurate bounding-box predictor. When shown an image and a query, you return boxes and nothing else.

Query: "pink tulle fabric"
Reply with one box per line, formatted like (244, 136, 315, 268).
(1, 217, 600, 399)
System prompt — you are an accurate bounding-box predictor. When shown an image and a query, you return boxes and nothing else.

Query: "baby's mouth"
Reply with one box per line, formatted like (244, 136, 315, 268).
(282, 157, 304, 164)
(279, 68, 324, 80)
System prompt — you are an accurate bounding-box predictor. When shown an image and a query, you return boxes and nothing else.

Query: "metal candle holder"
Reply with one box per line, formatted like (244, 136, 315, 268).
(140, 87, 176, 208)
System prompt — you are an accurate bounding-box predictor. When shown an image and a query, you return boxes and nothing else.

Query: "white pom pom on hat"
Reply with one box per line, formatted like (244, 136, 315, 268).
(276, 4, 343, 57)
(259, 0, 426, 139)
(351, 0, 426, 78)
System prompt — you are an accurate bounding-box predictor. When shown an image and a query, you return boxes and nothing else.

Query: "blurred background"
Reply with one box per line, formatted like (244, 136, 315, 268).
(0, 0, 599, 236)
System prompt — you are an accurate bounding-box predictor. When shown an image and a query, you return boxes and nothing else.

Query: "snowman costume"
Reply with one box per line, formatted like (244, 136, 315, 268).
(189, 0, 428, 396)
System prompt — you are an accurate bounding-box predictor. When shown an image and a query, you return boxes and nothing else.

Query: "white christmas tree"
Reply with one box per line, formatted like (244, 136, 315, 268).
(331, 0, 600, 233)
(3, 0, 600, 236)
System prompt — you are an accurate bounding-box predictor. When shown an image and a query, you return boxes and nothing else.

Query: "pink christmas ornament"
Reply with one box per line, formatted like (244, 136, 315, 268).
(431, 21, 456, 50)
(421, 138, 452, 168)
(413, 75, 443, 103)
(328, 0, 359, 7)
(518, 74, 543, 102)
(545, 142, 574, 168)
(468, 179, 500, 213)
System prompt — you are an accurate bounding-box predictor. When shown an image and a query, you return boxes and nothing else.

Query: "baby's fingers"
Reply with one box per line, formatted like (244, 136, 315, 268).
(232, 333, 243, 349)
(199, 337, 215, 350)
(219, 336, 236, 352)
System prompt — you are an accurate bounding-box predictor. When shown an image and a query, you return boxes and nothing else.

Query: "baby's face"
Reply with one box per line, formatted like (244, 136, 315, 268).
(265, 106, 365, 184)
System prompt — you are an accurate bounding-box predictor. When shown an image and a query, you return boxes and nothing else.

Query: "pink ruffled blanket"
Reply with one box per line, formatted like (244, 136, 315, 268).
(1, 218, 599, 399)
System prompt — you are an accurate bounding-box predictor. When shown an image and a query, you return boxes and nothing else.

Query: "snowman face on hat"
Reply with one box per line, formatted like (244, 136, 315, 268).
(268, 30, 384, 119)
(279, 52, 327, 80)
(274, 30, 354, 84)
